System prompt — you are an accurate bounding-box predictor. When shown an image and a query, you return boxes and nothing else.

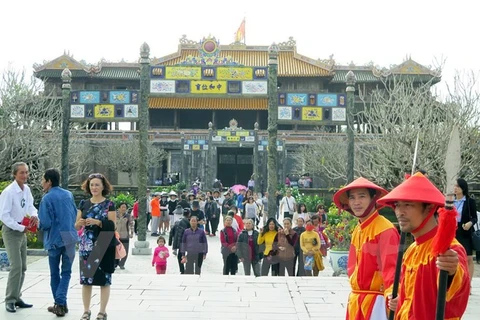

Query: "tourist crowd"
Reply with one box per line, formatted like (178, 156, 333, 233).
(0, 166, 476, 320)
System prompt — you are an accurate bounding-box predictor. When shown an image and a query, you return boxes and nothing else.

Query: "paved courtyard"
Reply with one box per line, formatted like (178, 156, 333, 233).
(1, 233, 479, 319)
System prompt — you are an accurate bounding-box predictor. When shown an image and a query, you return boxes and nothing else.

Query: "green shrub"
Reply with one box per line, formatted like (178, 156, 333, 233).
(0, 181, 9, 193)
(153, 182, 185, 194)
(278, 186, 324, 212)
(111, 193, 136, 208)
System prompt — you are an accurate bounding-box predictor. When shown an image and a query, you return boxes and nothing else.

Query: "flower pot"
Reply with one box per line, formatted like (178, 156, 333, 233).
(329, 250, 349, 274)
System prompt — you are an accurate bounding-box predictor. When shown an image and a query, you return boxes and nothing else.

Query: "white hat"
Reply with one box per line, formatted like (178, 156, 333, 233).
(168, 190, 177, 196)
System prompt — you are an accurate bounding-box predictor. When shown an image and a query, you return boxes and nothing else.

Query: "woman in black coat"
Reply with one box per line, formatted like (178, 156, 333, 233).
(237, 219, 262, 276)
(454, 178, 478, 279)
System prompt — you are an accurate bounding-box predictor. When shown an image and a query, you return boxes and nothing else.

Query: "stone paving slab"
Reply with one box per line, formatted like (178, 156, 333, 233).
(1, 233, 479, 319)
(1, 272, 479, 320)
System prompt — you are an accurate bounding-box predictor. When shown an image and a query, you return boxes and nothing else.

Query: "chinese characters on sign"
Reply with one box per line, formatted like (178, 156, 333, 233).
(190, 81, 227, 94)
(212, 130, 255, 142)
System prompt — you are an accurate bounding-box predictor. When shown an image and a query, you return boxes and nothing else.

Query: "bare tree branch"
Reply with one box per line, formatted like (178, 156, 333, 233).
(94, 139, 167, 185)
(296, 72, 480, 188)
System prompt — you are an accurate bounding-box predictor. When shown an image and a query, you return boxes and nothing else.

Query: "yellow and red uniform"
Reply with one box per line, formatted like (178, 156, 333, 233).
(347, 211, 400, 320)
(395, 226, 470, 320)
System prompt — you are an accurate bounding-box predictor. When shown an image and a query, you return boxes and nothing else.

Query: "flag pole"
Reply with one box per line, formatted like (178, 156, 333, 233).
(243, 17, 246, 44)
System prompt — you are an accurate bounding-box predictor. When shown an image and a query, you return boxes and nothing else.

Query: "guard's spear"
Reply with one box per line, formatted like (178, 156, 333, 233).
(388, 132, 419, 320)
(433, 125, 461, 320)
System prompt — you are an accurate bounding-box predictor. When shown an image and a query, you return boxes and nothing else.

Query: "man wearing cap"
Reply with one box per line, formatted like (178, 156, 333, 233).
(333, 177, 399, 320)
(378, 173, 470, 320)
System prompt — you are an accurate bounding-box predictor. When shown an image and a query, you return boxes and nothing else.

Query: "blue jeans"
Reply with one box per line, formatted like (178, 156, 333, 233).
(48, 243, 76, 305)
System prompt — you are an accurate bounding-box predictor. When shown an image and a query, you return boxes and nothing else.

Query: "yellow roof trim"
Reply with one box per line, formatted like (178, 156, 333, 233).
(149, 97, 267, 110)
(153, 49, 332, 77)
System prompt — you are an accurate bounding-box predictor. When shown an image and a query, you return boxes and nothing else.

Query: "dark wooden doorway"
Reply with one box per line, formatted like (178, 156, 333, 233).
(217, 147, 253, 187)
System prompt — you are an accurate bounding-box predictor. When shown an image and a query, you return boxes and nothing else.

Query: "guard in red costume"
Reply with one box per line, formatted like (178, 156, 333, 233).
(333, 178, 400, 320)
(378, 172, 470, 320)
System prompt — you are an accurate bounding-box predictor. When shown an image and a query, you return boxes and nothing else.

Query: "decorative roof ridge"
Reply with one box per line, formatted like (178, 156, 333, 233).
(293, 50, 335, 72)
(100, 62, 140, 68)
(334, 65, 374, 71)
(379, 56, 441, 77)
(33, 51, 84, 72)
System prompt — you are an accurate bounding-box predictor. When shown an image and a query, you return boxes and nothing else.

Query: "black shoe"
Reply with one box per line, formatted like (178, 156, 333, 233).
(5, 302, 16, 313)
(48, 304, 67, 313)
(53, 304, 67, 317)
(15, 300, 33, 308)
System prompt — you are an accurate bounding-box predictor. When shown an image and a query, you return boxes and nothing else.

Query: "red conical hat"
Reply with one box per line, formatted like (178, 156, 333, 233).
(333, 177, 388, 210)
(377, 172, 445, 208)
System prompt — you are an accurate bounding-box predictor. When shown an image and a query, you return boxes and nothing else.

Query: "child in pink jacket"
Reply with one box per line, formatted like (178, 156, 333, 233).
(152, 236, 169, 274)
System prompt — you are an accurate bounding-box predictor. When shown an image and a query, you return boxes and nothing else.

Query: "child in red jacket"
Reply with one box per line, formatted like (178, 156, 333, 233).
(152, 236, 170, 274)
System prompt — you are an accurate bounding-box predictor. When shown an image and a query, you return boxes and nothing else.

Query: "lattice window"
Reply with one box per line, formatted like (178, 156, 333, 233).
(237, 155, 253, 165)
(219, 154, 236, 164)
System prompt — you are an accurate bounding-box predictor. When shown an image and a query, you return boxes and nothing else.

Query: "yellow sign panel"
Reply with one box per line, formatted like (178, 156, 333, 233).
(94, 104, 115, 118)
(217, 67, 253, 80)
(227, 136, 240, 142)
(302, 107, 322, 121)
(192, 144, 201, 150)
(191, 81, 227, 94)
(165, 66, 201, 80)
(216, 130, 251, 137)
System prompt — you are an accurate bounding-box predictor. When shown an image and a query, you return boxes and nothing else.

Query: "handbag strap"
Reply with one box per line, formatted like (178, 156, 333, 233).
(285, 197, 291, 211)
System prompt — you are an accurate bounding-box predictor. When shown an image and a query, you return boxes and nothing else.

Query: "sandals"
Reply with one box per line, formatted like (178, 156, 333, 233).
(96, 312, 107, 320)
(80, 311, 91, 320)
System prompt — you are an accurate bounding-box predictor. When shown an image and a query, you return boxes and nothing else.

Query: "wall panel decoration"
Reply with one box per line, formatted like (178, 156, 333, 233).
(317, 93, 338, 107)
(287, 93, 308, 106)
(70, 105, 85, 118)
(150, 80, 176, 93)
(242, 81, 267, 94)
(302, 107, 322, 121)
(331, 108, 346, 121)
(278, 106, 292, 120)
(165, 66, 202, 80)
(94, 105, 115, 118)
(217, 67, 253, 80)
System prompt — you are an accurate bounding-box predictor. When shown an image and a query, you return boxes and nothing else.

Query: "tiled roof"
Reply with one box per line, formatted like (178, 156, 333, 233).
(153, 49, 332, 77)
(149, 97, 267, 110)
(34, 69, 88, 78)
(331, 70, 379, 83)
(35, 67, 140, 80)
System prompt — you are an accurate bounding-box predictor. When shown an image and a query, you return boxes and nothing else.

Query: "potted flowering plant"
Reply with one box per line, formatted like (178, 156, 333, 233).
(324, 203, 357, 274)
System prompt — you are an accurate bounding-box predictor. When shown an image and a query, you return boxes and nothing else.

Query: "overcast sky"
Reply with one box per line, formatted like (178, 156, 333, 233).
(1, 0, 478, 95)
